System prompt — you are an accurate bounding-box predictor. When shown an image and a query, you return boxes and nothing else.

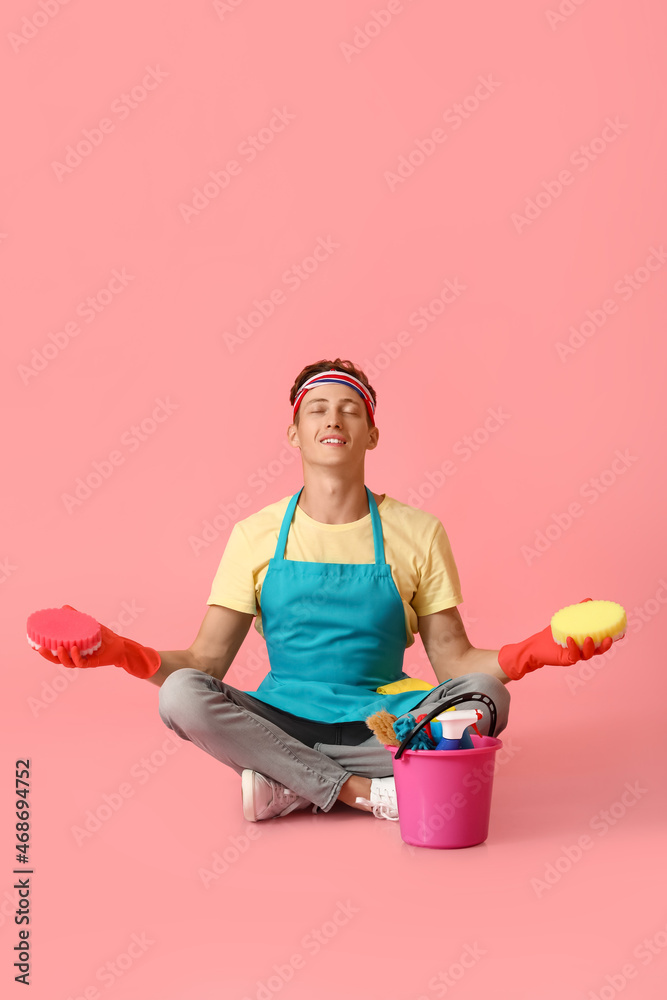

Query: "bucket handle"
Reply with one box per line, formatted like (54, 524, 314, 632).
(393, 692, 497, 760)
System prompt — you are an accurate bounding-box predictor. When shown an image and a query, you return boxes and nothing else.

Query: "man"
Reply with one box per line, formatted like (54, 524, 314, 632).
(37, 358, 612, 822)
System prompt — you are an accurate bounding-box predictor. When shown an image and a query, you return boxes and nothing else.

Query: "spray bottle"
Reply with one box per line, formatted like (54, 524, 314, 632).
(432, 709, 483, 750)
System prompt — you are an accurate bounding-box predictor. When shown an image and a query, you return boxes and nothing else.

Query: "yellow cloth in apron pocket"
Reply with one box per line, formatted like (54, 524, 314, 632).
(376, 678, 434, 695)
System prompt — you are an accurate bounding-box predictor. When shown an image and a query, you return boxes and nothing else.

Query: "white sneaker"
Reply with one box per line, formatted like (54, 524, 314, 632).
(355, 775, 399, 821)
(241, 769, 313, 822)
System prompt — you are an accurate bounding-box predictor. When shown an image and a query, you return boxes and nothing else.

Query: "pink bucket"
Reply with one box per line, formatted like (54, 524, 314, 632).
(387, 735, 503, 849)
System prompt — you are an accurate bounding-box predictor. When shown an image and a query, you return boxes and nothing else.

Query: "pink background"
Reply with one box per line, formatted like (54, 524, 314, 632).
(2, 1, 667, 997)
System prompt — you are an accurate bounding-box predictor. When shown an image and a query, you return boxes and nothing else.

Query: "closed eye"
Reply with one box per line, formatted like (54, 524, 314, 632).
(310, 407, 359, 414)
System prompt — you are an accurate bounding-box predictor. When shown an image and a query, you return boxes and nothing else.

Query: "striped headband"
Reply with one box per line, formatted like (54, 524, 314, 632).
(292, 369, 376, 425)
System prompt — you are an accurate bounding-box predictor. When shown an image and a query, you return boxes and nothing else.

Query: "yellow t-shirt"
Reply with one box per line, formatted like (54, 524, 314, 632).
(206, 494, 463, 647)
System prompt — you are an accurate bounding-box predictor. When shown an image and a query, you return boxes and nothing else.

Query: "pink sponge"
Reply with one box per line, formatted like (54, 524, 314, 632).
(27, 607, 102, 657)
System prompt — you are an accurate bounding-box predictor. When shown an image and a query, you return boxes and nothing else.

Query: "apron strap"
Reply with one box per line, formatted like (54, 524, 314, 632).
(274, 489, 302, 561)
(274, 486, 386, 565)
(366, 487, 385, 566)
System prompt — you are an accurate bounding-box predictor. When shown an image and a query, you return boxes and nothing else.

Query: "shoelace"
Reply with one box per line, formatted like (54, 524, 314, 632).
(355, 796, 400, 821)
(372, 801, 399, 821)
(270, 780, 315, 815)
(273, 783, 297, 807)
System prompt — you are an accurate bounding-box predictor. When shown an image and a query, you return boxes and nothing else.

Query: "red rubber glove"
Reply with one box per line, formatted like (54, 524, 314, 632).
(36, 605, 161, 679)
(498, 598, 615, 681)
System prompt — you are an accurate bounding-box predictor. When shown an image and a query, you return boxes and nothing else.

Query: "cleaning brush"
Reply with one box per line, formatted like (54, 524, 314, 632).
(364, 709, 400, 746)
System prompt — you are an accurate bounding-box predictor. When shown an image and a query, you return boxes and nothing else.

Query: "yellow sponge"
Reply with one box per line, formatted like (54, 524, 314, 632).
(376, 678, 434, 695)
(551, 600, 627, 649)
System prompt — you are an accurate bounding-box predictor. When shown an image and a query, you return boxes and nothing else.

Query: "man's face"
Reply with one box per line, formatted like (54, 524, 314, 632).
(287, 383, 378, 464)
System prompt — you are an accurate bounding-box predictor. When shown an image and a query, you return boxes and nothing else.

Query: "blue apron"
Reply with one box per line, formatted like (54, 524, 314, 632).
(243, 486, 450, 723)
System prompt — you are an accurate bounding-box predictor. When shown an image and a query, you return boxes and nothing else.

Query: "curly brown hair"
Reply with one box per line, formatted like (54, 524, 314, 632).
(289, 358, 377, 426)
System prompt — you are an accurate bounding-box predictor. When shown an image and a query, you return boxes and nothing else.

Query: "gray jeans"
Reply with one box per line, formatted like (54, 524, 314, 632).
(158, 669, 510, 812)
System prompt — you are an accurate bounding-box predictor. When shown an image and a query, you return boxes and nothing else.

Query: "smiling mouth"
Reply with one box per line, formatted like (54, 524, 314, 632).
(320, 439, 346, 446)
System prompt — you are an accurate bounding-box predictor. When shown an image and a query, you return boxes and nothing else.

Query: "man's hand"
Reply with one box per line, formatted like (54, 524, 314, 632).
(498, 598, 617, 681)
(36, 604, 160, 679)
